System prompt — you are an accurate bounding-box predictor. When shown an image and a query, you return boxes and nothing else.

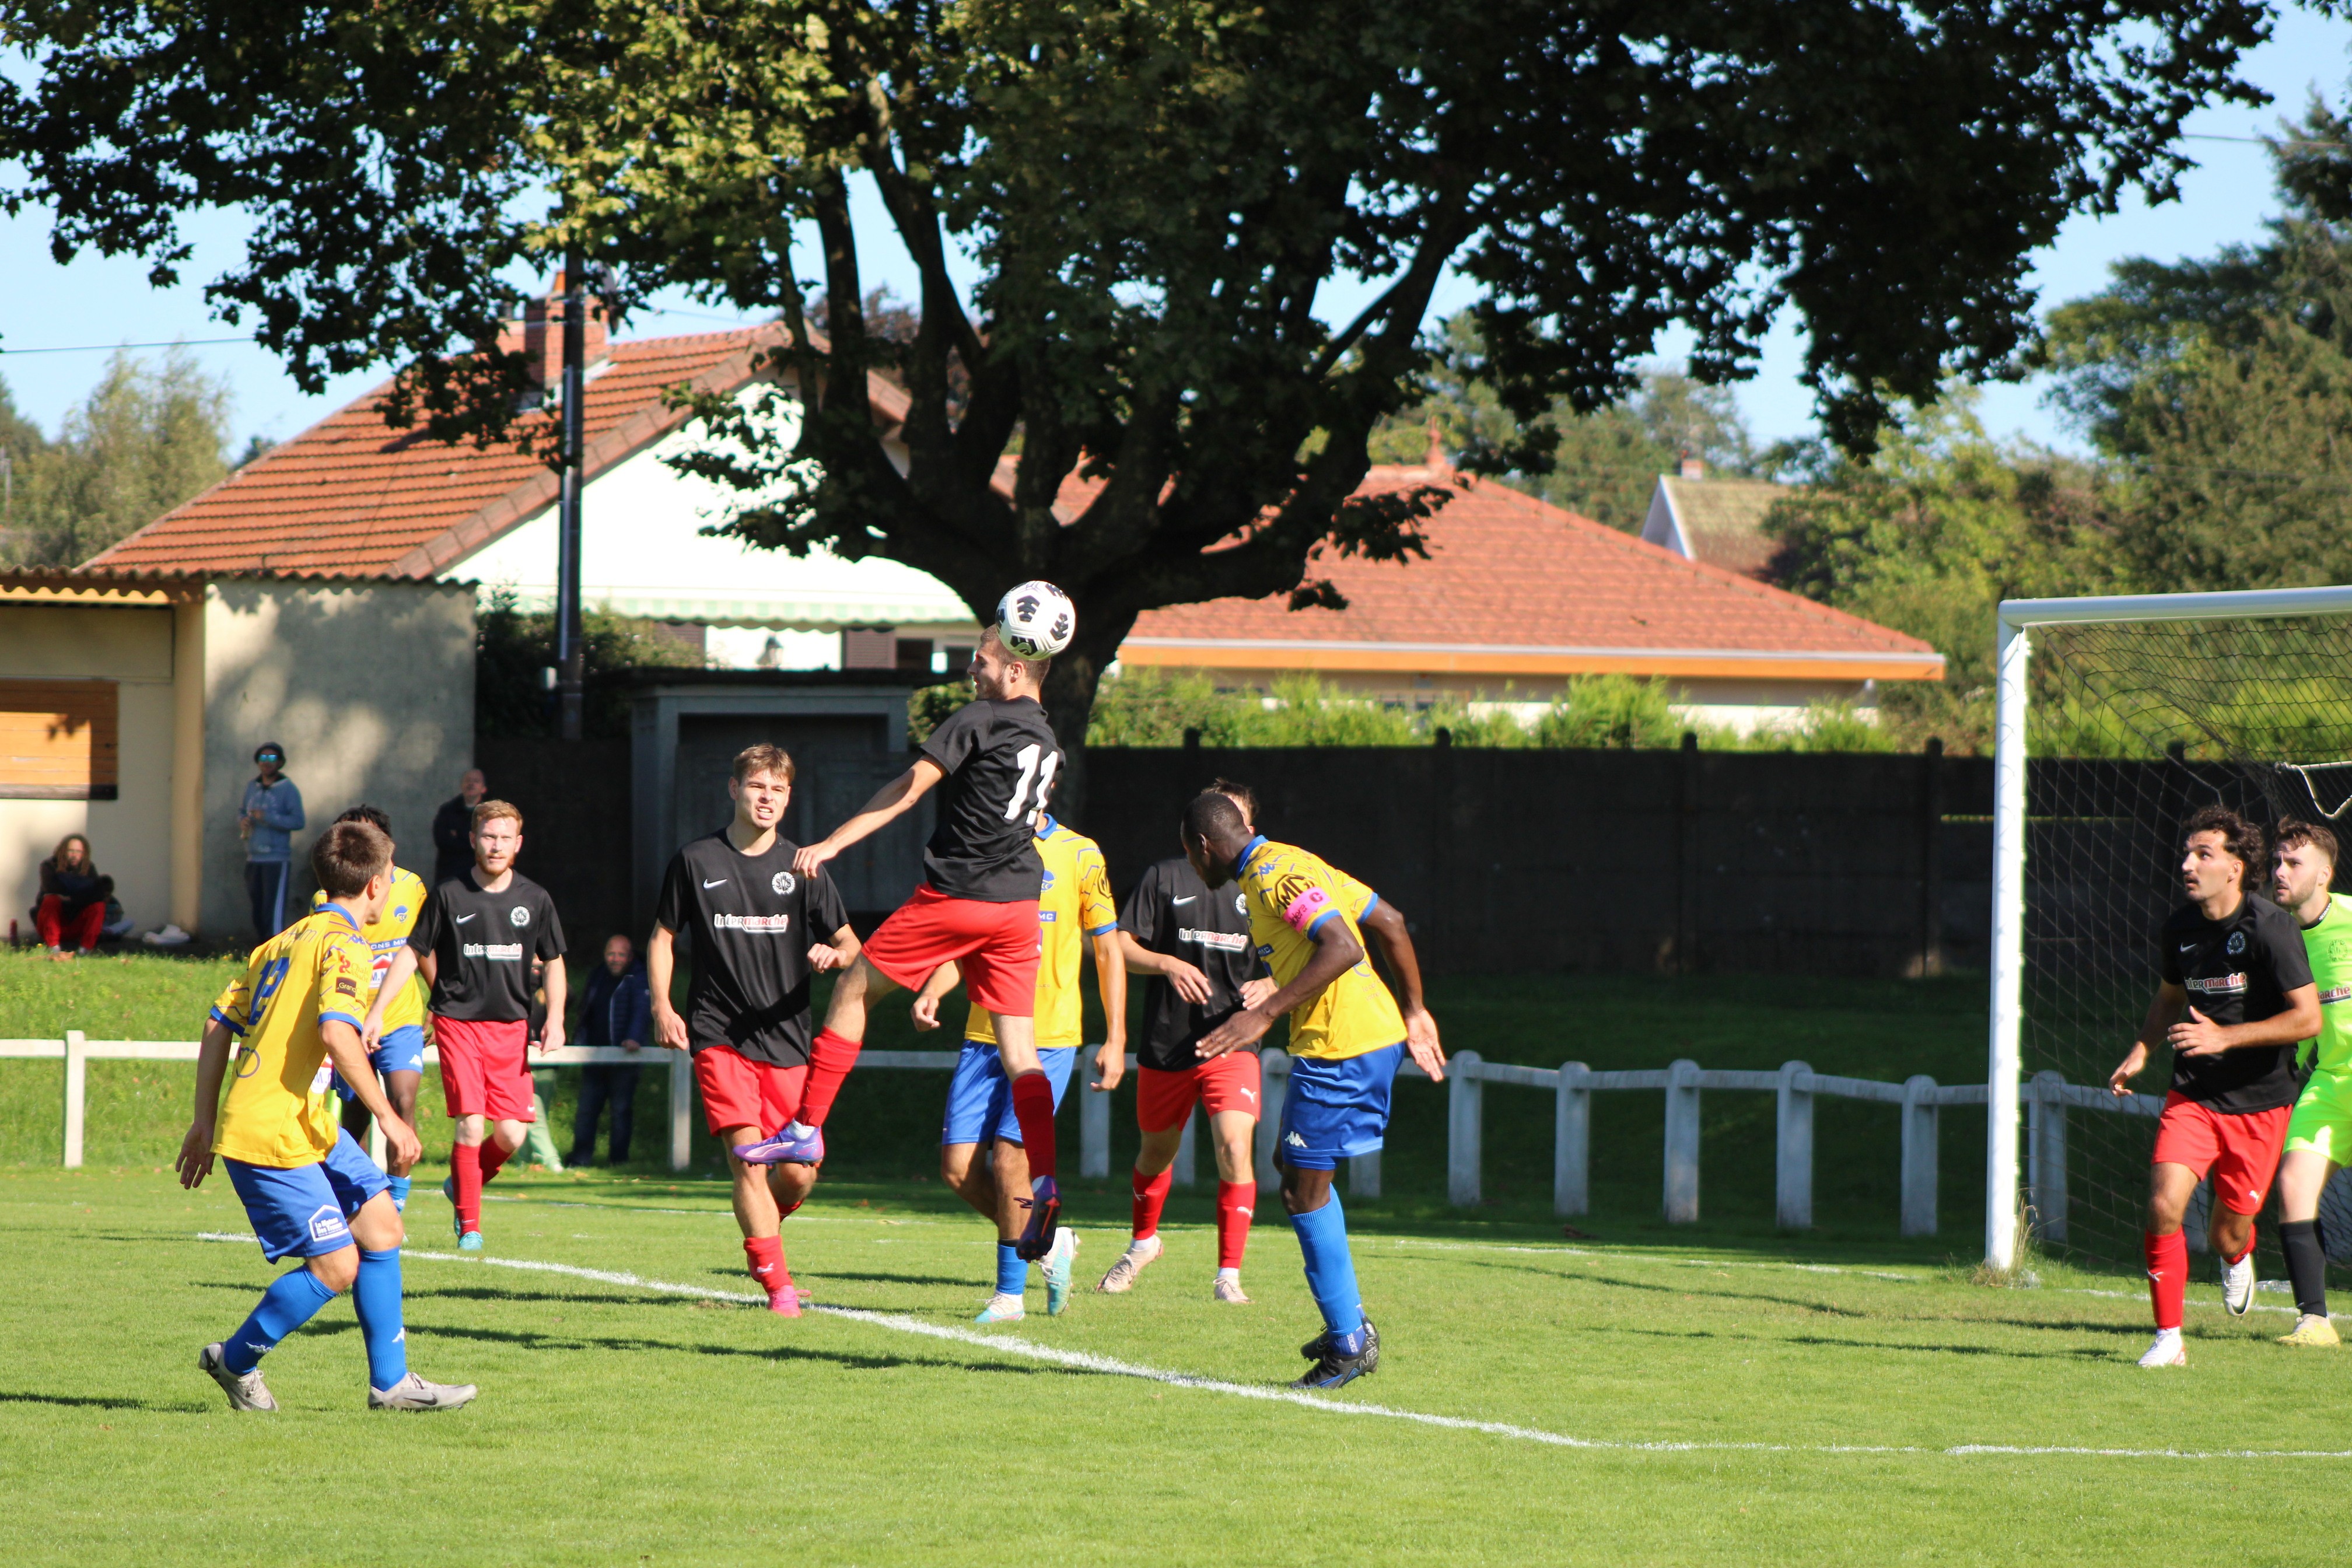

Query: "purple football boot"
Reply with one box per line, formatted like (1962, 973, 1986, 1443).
(732, 1122, 825, 1166)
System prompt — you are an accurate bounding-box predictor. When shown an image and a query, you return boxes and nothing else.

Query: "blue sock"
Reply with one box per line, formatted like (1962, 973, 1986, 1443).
(995, 1242, 1027, 1297)
(352, 1248, 409, 1390)
(222, 1266, 339, 1374)
(1290, 1190, 1365, 1338)
(386, 1176, 412, 1212)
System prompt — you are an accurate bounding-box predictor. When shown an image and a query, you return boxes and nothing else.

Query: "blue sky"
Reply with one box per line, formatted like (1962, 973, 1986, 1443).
(3, 8, 2347, 456)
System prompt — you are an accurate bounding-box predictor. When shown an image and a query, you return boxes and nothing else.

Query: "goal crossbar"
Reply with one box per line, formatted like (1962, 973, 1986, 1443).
(1986, 583, 2352, 1270)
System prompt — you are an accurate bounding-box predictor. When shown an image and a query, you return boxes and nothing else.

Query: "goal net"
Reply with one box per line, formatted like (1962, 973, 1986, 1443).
(1989, 586, 2352, 1273)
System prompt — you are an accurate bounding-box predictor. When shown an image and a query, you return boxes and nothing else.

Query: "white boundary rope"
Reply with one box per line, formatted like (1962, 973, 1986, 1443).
(188, 1233, 2352, 1461)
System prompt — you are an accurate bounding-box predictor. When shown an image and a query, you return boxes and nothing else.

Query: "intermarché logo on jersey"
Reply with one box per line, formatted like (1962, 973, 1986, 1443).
(462, 942, 526, 961)
(2186, 972, 2249, 995)
(715, 914, 791, 933)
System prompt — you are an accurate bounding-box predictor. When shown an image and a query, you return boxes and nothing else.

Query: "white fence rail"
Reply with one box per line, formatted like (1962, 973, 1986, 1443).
(0, 1038, 2162, 1235)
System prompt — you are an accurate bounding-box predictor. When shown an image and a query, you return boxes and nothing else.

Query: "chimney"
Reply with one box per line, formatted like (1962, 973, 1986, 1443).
(1424, 419, 1452, 474)
(516, 272, 611, 391)
(1678, 453, 1705, 481)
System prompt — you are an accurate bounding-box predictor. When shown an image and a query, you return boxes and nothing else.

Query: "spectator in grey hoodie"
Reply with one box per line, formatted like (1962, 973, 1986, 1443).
(239, 741, 306, 939)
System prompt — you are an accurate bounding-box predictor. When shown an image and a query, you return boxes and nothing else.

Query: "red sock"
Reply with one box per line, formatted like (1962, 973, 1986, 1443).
(797, 1028, 863, 1128)
(1009, 1071, 1058, 1180)
(1216, 1180, 1255, 1269)
(1132, 1168, 1172, 1240)
(2146, 1230, 2188, 1331)
(778, 1195, 805, 1222)
(2226, 1223, 2256, 1265)
(451, 1143, 482, 1233)
(478, 1139, 513, 1185)
(744, 1235, 789, 1293)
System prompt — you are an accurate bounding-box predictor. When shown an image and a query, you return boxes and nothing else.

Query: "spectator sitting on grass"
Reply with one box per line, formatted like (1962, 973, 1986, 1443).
(34, 834, 113, 958)
(571, 934, 652, 1167)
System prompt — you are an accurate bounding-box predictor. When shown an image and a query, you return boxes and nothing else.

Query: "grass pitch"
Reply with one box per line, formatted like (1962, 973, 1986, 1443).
(4, 1167, 2350, 1567)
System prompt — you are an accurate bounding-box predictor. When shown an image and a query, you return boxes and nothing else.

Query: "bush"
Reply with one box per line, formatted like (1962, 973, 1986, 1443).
(475, 588, 705, 738)
(1528, 674, 1681, 748)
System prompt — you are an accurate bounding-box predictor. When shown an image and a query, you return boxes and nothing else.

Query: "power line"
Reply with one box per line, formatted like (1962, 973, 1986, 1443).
(0, 335, 254, 356)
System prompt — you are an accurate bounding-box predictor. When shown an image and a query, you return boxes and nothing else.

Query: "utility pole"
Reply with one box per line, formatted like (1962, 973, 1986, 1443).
(555, 249, 587, 741)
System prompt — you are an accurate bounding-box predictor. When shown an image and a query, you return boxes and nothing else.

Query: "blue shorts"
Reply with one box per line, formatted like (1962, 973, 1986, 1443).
(333, 1023, 427, 1100)
(941, 1042, 1076, 1146)
(224, 1130, 390, 1262)
(1276, 1044, 1404, 1170)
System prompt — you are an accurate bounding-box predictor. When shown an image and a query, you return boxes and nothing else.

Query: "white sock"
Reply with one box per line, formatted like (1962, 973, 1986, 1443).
(784, 1119, 814, 1139)
(1129, 1234, 1162, 1255)
(1216, 1266, 1241, 1283)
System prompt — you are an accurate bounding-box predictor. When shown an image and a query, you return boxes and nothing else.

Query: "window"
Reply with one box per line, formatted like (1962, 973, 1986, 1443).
(0, 680, 119, 800)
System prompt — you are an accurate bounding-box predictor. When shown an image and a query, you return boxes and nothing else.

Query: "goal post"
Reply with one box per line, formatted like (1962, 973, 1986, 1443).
(1987, 584, 2352, 1272)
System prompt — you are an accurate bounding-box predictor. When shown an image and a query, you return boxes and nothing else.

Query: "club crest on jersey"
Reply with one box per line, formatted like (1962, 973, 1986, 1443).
(1041, 868, 1057, 890)
(772, 871, 796, 895)
(509, 906, 531, 926)
(1236, 894, 1247, 916)
(2226, 931, 2246, 956)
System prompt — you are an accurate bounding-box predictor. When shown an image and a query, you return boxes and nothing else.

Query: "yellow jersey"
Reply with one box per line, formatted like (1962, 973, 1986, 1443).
(209, 905, 374, 1167)
(966, 818, 1118, 1051)
(312, 865, 428, 1032)
(1235, 835, 1405, 1061)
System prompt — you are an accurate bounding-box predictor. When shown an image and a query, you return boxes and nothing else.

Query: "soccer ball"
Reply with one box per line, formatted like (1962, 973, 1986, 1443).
(998, 580, 1076, 660)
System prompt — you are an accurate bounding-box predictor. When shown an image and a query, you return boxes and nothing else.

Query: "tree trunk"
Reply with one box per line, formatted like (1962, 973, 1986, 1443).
(1040, 622, 1118, 831)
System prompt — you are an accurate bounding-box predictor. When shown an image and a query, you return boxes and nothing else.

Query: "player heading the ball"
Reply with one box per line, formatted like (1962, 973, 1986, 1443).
(177, 818, 477, 1412)
(737, 602, 1074, 1262)
(646, 744, 860, 1317)
(2110, 806, 2319, 1369)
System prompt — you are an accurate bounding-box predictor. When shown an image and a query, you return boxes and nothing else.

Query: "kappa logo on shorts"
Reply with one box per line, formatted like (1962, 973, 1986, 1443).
(307, 1204, 349, 1243)
(510, 906, 531, 927)
(1285, 1130, 1308, 1148)
(772, 871, 796, 895)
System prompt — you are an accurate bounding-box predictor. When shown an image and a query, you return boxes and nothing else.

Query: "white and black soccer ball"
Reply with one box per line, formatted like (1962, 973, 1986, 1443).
(998, 580, 1076, 660)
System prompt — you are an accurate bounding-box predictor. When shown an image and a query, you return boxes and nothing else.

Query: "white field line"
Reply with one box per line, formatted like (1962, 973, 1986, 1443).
(187, 1233, 2352, 1461)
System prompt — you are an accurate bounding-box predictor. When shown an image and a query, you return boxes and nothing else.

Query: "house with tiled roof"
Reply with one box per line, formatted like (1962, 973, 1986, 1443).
(1639, 460, 1793, 582)
(1122, 448, 1940, 732)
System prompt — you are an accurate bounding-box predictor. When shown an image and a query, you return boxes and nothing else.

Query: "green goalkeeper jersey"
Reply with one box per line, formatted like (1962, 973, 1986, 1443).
(2300, 892, 2352, 1073)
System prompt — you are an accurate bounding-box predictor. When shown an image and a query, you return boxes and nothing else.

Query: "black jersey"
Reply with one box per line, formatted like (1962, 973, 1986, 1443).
(1120, 856, 1268, 1072)
(654, 831, 850, 1066)
(918, 696, 1063, 902)
(408, 869, 566, 1022)
(2158, 892, 2314, 1112)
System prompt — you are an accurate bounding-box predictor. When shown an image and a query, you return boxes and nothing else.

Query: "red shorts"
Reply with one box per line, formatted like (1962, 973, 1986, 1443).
(861, 884, 1041, 1017)
(431, 1015, 534, 1122)
(1138, 1053, 1264, 1133)
(2151, 1093, 2293, 1216)
(695, 1045, 808, 1138)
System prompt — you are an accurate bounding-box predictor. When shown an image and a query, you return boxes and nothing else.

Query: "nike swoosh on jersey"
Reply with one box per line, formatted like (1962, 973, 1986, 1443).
(453, 914, 476, 924)
(1172, 895, 1196, 905)
(704, 878, 729, 888)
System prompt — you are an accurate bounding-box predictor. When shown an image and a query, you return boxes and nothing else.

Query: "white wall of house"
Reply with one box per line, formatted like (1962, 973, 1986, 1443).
(447, 384, 978, 649)
(199, 579, 475, 938)
(0, 602, 178, 936)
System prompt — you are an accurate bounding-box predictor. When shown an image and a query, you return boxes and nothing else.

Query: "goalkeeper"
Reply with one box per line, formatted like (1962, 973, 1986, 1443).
(2108, 807, 2318, 1369)
(2270, 819, 2352, 1347)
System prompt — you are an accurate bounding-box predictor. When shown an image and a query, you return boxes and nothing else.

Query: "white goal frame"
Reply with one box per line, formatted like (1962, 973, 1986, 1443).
(1987, 584, 2352, 1270)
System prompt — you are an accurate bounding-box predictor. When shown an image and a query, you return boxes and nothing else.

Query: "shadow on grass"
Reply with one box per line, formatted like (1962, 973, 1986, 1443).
(739, 1268, 976, 1290)
(1429, 1254, 1875, 1317)
(407, 1318, 1074, 1380)
(0, 1389, 209, 1413)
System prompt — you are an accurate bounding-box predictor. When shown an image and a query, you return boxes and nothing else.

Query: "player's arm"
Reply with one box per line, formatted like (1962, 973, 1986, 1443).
(1196, 918, 1366, 1061)
(174, 1016, 239, 1190)
(1116, 930, 1214, 1005)
(538, 952, 568, 1053)
(794, 758, 947, 877)
(2111, 982, 2188, 1094)
(360, 944, 420, 1049)
(2170, 984, 2323, 1058)
(1359, 899, 1445, 1077)
(324, 1016, 419, 1168)
(1091, 929, 1128, 1091)
(911, 961, 961, 1032)
(647, 924, 688, 1050)
(808, 922, 860, 974)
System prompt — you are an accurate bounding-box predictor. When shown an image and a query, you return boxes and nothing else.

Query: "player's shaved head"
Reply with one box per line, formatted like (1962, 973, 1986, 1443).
(1182, 790, 1250, 852)
(313, 820, 392, 898)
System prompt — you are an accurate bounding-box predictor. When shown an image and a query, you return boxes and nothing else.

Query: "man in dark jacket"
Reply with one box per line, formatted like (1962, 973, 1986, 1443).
(571, 933, 654, 1166)
(430, 769, 488, 886)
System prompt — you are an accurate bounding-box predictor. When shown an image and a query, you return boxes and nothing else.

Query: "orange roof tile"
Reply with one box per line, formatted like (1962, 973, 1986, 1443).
(88, 325, 917, 580)
(1121, 463, 1942, 682)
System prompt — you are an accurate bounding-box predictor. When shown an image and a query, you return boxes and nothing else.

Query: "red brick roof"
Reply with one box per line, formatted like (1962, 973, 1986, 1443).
(88, 324, 916, 580)
(1121, 461, 1943, 682)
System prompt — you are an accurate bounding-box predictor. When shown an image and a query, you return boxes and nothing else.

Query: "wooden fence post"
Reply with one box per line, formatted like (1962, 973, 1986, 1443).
(62, 1031, 86, 1170)
(1663, 1058, 1701, 1222)
(1555, 1060, 1590, 1217)
(1776, 1060, 1814, 1230)
(2028, 1070, 2068, 1243)
(668, 1047, 694, 1172)
(1448, 1051, 1484, 1207)
(1901, 1074, 1940, 1236)
(1082, 1069, 1112, 1180)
